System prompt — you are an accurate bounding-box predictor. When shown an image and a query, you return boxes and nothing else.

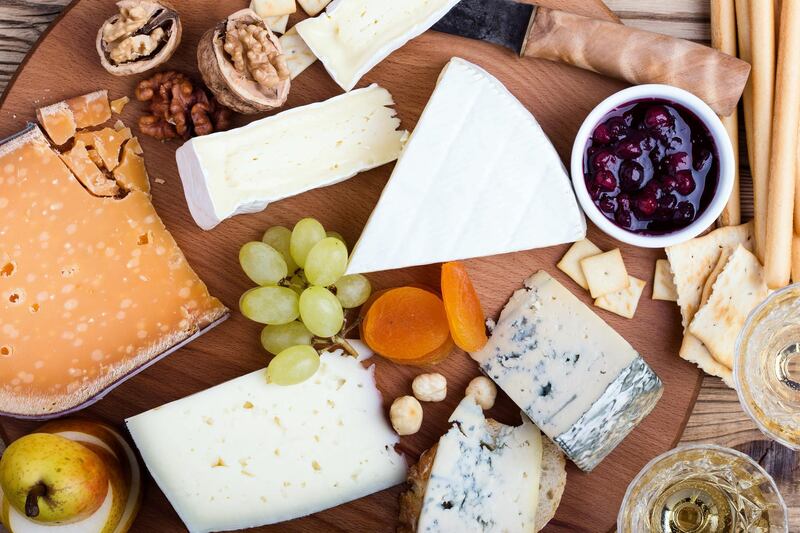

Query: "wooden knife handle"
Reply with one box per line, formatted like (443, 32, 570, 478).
(523, 7, 751, 116)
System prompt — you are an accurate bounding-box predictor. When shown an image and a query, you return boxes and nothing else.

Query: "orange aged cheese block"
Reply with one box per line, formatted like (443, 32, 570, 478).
(37, 90, 113, 145)
(60, 140, 121, 197)
(0, 126, 227, 418)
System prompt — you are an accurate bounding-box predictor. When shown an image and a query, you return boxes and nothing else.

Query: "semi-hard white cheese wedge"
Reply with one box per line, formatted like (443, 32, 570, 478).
(417, 397, 543, 532)
(295, 0, 461, 91)
(126, 342, 407, 533)
(176, 85, 408, 230)
(346, 58, 586, 275)
(470, 271, 663, 472)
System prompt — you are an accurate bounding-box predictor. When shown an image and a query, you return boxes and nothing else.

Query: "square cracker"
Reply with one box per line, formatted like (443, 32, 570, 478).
(557, 238, 602, 290)
(665, 222, 753, 329)
(581, 249, 629, 298)
(652, 259, 678, 301)
(279, 28, 318, 80)
(298, 0, 331, 16)
(594, 276, 646, 319)
(679, 335, 734, 388)
(252, 0, 297, 17)
(265, 14, 289, 34)
(689, 245, 768, 368)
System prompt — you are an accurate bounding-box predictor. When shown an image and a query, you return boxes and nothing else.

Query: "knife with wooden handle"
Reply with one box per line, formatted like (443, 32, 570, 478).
(433, 0, 751, 117)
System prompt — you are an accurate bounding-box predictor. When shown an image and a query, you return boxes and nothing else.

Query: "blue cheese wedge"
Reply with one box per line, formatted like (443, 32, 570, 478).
(126, 342, 407, 532)
(470, 271, 663, 472)
(176, 85, 407, 230)
(417, 397, 543, 532)
(346, 58, 586, 275)
(295, 0, 461, 91)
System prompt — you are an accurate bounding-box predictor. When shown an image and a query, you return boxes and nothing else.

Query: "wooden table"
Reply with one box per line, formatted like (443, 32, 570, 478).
(1, 0, 797, 528)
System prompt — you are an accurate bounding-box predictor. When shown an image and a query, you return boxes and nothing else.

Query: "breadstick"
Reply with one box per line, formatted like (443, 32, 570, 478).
(749, 0, 775, 262)
(792, 234, 800, 283)
(764, 0, 800, 288)
(735, 0, 754, 163)
(712, 0, 740, 226)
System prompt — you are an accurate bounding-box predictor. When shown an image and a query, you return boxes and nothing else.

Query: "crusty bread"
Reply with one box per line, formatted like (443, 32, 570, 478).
(397, 419, 567, 532)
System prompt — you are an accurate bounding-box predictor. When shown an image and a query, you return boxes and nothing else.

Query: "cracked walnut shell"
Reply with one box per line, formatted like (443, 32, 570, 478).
(97, 0, 182, 76)
(198, 9, 290, 114)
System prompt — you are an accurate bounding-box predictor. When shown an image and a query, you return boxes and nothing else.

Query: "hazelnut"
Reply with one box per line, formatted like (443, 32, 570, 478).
(465, 376, 497, 410)
(390, 396, 423, 436)
(411, 373, 447, 403)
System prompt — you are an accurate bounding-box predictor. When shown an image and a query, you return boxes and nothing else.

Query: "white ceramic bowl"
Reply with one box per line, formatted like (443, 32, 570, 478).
(571, 84, 735, 248)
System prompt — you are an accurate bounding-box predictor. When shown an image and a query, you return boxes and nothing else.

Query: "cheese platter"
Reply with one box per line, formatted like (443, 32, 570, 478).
(0, 0, 735, 531)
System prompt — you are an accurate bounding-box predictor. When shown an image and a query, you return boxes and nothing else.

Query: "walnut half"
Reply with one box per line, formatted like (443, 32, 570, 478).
(97, 0, 182, 77)
(197, 9, 290, 114)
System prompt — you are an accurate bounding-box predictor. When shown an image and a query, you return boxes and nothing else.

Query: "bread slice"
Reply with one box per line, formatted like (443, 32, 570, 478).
(397, 419, 567, 533)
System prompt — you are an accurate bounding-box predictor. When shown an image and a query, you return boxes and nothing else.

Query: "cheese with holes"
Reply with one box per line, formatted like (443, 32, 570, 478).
(126, 342, 407, 533)
(346, 58, 586, 275)
(176, 84, 407, 230)
(0, 125, 227, 418)
(417, 396, 542, 532)
(37, 90, 112, 145)
(470, 271, 662, 471)
(295, 0, 461, 91)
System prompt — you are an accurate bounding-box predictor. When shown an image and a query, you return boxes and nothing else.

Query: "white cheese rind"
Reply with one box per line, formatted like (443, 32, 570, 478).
(295, 0, 461, 91)
(176, 85, 408, 230)
(470, 271, 662, 472)
(417, 397, 542, 532)
(346, 58, 586, 275)
(125, 343, 407, 533)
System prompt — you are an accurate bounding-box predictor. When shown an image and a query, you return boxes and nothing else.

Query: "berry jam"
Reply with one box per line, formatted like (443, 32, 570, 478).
(584, 99, 719, 235)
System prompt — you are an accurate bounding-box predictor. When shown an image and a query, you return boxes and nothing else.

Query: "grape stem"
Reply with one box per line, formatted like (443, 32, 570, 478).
(313, 315, 362, 357)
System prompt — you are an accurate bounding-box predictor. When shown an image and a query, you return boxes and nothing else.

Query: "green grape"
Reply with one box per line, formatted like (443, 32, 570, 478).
(299, 286, 344, 337)
(239, 286, 299, 325)
(290, 218, 326, 268)
(239, 241, 288, 286)
(267, 345, 321, 386)
(334, 274, 372, 308)
(262, 226, 298, 273)
(326, 231, 347, 248)
(260, 321, 314, 355)
(304, 237, 348, 287)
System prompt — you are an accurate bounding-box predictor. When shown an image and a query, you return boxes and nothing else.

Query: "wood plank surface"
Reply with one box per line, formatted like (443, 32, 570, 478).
(0, 0, 796, 530)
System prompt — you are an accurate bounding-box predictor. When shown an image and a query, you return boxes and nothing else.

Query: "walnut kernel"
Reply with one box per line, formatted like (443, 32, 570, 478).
(223, 23, 290, 91)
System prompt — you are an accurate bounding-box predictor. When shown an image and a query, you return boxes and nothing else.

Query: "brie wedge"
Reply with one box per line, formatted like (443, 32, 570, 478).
(176, 85, 408, 230)
(295, 0, 461, 91)
(417, 396, 543, 532)
(126, 342, 407, 533)
(346, 58, 586, 275)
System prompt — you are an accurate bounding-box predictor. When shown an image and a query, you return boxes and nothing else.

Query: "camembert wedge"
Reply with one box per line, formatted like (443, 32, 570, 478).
(346, 58, 586, 275)
(126, 343, 407, 532)
(176, 84, 408, 230)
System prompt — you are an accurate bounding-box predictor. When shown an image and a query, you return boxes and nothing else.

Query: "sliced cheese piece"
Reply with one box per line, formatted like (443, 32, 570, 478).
(126, 342, 407, 533)
(417, 396, 542, 532)
(295, 0, 461, 91)
(470, 271, 662, 471)
(298, 0, 330, 16)
(557, 238, 602, 290)
(346, 58, 586, 275)
(37, 91, 113, 145)
(176, 84, 407, 230)
(594, 275, 646, 319)
(0, 125, 227, 418)
(279, 27, 318, 79)
(74, 127, 132, 171)
(60, 140, 121, 197)
(114, 139, 150, 194)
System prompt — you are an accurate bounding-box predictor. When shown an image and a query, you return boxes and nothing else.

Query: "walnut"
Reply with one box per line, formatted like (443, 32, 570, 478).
(197, 9, 290, 114)
(97, 1, 182, 76)
(135, 71, 232, 140)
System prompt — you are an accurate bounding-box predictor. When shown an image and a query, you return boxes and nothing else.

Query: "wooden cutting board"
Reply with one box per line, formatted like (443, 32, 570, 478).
(0, 0, 702, 531)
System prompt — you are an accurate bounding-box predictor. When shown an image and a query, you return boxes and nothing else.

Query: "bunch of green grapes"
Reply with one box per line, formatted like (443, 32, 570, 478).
(238, 218, 372, 385)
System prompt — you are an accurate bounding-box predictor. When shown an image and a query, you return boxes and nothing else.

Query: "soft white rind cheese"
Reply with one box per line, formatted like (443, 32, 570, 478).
(126, 343, 407, 533)
(346, 58, 586, 275)
(417, 397, 542, 532)
(470, 271, 662, 472)
(176, 85, 408, 230)
(295, 0, 461, 91)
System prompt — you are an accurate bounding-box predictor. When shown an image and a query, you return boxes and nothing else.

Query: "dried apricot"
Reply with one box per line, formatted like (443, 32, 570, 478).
(441, 262, 488, 352)
(361, 287, 453, 365)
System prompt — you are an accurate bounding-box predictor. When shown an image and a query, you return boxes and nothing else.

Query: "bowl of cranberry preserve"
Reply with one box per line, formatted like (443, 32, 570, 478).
(571, 85, 734, 248)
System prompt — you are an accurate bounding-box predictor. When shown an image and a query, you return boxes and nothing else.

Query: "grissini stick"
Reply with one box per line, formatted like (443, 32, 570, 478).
(764, 0, 800, 289)
(712, 0, 741, 226)
(433, 0, 751, 116)
(749, 0, 775, 261)
(792, 234, 800, 283)
(735, 0, 755, 172)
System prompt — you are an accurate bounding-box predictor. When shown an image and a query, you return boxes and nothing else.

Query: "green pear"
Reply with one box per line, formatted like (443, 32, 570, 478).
(0, 433, 108, 524)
